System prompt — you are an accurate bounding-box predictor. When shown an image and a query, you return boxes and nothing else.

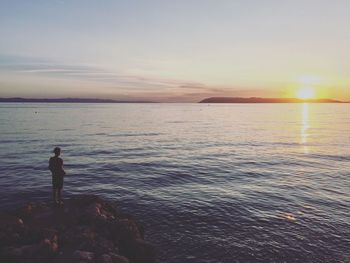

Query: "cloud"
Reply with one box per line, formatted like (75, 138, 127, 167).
(0, 54, 266, 102)
(0, 55, 183, 86)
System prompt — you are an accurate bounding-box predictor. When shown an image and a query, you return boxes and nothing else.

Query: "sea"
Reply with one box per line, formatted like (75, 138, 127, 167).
(0, 103, 349, 263)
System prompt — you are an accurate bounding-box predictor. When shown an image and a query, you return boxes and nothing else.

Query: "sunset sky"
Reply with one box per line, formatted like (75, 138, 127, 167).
(1, 0, 350, 102)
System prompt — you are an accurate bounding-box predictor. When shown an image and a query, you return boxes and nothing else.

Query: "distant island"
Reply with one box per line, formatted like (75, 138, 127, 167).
(0, 97, 155, 103)
(199, 97, 346, 103)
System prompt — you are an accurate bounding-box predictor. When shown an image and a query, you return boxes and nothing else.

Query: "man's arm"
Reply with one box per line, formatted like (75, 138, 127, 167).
(60, 158, 66, 175)
(49, 158, 54, 173)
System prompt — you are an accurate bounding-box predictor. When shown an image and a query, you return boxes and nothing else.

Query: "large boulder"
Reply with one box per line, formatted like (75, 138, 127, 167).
(0, 195, 155, 263)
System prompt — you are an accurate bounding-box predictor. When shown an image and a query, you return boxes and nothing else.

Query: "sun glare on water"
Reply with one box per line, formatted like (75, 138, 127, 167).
(297, 87, 316, 100)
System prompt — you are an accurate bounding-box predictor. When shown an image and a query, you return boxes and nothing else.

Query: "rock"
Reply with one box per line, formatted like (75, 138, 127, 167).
(73, 250, 95, 262)
(110, 253, 130, 263)
(0, 195, 155, 263)
(121, 239, 155, 263)
(17, 218, 24, 226)
(93, 236, 115, 255)
(3, 243, 41, 258)
(42, 235, 59, 254)
(23, 203, 33, 215)
(0, 213, 24, 228)
(52, 240, 59, 253)
(113, 219, 143, 241)
(1, 236, 59, 261)
(86, 202, 102, 218)
(1, 246, 22, 257)
(98, 253, 113, 263)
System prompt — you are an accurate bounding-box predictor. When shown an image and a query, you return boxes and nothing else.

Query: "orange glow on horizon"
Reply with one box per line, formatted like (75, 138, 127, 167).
(284, 75, 334, 100)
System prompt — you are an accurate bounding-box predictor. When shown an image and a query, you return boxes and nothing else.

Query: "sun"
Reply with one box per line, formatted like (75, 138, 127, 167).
(297, 87, 316, 100)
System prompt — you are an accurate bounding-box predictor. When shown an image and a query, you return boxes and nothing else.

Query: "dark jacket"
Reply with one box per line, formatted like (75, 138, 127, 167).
(49, 156, 65, 176)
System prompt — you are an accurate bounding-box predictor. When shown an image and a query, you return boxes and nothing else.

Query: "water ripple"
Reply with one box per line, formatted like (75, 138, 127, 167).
(0, 103, 349, 263)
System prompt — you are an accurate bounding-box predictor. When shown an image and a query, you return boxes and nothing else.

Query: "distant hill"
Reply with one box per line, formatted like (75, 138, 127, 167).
(199, 97, 345, 103)
(0, 97, 155, 103)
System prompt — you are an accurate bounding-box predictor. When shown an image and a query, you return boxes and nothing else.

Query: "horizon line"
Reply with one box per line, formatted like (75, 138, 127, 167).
(0, 96, 349, 104)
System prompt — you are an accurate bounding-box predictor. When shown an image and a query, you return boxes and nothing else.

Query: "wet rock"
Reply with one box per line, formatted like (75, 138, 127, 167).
(11, 232, 21, 242)
(73, 250, 94, 262)
(17, 218, 24, 226)
(121, 239, 155, 263)
(1, 246, 22, 257)
(22, 203, 33, 216)
(110, 219, 144, 243)
(0, 195, 155, 263)
(94, 236, 115, 255)
(98, 253, 113, 263)
(0, 213, 24, 228)
(2, 243, 41, 258)
(86, 202, 102, 218)
(42, 234, 59, 254)
(110, 253, 130, 263)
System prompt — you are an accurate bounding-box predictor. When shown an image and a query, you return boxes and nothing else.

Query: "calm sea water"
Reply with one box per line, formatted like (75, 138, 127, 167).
(0, 103, 349, 262)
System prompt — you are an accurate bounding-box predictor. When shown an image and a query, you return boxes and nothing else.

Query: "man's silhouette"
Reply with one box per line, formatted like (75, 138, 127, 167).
(49, 147, 66, 205)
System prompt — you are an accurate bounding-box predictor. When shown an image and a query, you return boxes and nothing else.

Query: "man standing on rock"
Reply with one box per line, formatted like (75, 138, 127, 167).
(49, 147, 66, 206)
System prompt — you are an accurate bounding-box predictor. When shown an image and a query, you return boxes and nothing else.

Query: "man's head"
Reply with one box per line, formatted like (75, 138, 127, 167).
(53, 147, 61, 156)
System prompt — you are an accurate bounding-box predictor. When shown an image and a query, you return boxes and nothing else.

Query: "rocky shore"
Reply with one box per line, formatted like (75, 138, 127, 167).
(0, 195, 155, 263)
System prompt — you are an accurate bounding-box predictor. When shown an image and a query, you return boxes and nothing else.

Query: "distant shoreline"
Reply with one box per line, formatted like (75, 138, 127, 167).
(0, 97, 156, 103)
(0, 97, 349, 103)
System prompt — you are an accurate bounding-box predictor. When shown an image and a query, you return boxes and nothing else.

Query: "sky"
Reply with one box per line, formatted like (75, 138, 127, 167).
(1, 0, 350, 102)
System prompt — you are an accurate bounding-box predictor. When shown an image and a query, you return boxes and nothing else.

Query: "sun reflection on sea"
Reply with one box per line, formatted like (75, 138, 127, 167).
(301, 103, 309, 153)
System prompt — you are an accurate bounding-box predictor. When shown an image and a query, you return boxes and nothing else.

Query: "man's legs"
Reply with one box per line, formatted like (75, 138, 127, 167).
(57, 176, 64, 205)
(52, 187, 58, 204)
(57, 188, 63, 204)
(52, 176, 63, 205)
